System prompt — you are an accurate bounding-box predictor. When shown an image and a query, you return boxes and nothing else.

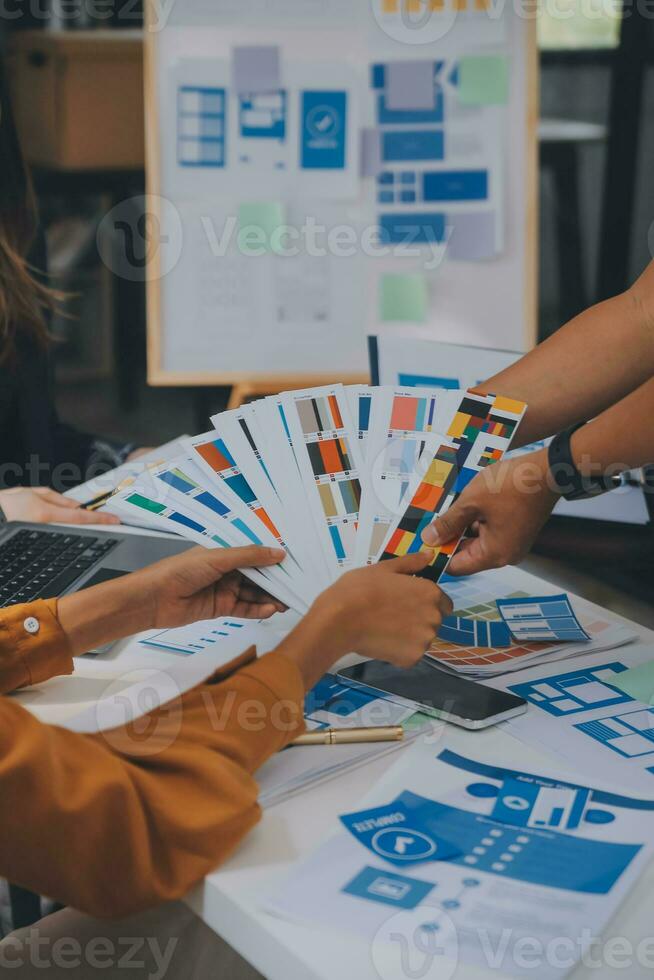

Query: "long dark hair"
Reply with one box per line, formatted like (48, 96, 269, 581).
(0, 58, 57, 364)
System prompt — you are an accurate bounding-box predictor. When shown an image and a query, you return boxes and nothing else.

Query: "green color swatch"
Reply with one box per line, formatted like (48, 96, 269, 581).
(380, 273, 429, 323)
(612, 661, 654, 705)
(459, 56, 509, 106)
(127, 493, 165, 515)
(238, 201, 286, 254)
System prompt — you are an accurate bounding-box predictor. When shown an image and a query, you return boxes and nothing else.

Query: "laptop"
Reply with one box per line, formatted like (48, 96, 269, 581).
(0, 522, 192, 609)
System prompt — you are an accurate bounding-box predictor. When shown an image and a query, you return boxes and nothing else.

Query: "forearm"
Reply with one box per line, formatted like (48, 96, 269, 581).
(570, 376, 654, 477)
(0, 649, 304, 919)
(58, 574, 155, 655)
(477, 261, 654, 446)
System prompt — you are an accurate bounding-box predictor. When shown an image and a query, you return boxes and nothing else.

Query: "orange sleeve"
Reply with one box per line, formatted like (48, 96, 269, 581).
(0, 646, 305, 919)
(0, 599, 73, 694)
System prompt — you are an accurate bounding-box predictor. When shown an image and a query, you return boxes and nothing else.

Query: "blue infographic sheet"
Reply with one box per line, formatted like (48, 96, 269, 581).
(266, 740, 654, 979)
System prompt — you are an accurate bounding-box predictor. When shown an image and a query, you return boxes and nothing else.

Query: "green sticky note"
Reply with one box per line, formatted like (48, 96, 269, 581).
(612, 661, 654, 705)
(238, 202, 286, 254)
(380, 273, 429, 323)
(459, 56, 509, 106)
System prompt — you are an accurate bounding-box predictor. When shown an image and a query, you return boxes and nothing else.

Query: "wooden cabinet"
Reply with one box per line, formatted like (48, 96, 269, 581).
(7, 30, 144, 170)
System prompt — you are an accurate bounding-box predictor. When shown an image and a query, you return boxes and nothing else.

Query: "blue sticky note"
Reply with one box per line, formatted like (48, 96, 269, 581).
(343, 866, 434, 909)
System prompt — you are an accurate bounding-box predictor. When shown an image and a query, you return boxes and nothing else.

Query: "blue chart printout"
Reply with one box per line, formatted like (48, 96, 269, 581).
(267, 742, 654, 979)
(141, 618, 251, 656)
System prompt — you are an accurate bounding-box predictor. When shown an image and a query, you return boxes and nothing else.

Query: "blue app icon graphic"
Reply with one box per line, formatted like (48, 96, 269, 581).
(300, 91, 347, 170)
(343, 866, 435, 909)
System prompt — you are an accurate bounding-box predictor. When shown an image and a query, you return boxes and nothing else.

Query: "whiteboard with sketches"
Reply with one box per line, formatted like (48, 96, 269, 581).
(144, 0, 537, 384)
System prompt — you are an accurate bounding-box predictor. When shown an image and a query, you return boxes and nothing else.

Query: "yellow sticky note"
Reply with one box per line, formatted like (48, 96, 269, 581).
(238, 202, 286, 254)
(380, 273, 429, 323)
(458, 56, 509, 106)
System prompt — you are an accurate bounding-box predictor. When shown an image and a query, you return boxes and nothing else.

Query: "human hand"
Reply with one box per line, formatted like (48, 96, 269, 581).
(277, 553, 453, 688)
(421, 448, 560, 576)
(58, 545, 287, 656)
(136, 544, 288, 628)
(0, 487, 120, 527)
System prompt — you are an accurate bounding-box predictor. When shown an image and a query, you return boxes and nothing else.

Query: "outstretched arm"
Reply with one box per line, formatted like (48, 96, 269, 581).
(477, 260, 654, 446)
(423, 375, 654, 575)
(0, 549, 452, 919)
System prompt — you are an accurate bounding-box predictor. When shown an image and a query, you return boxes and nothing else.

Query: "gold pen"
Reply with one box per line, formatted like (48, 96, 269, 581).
(82, 459, 165, 511)
(291, 726, 404, 746)
(82, 477, 135, 512)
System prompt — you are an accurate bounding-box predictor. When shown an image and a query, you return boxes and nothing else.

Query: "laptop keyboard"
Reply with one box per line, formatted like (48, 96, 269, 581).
(0, 529, 119, 608)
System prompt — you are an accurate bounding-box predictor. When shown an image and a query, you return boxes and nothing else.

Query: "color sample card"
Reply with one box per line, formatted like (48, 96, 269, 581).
(280, 385, 366, 579)
(356, 386, 471, 568)
(378, 392, 526, 582)
(103, 385, 530, 619)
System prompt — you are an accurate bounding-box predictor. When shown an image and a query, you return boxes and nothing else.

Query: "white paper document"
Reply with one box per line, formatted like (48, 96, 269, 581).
(266, 738, 654, 979)
(64, 621, 267, 734)
(487, 646, 654, 796)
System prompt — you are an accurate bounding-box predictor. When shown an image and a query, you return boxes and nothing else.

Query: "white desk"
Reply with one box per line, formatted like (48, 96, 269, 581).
(15, 541, 654, 980)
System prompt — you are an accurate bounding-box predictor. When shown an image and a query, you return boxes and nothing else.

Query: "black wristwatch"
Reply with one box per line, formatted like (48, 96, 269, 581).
(0, 504, 6, 526)
(548, 422, 620, 501)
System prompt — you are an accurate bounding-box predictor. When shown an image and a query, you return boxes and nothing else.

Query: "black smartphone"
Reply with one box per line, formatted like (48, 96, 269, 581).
(336, 658, 527, 730)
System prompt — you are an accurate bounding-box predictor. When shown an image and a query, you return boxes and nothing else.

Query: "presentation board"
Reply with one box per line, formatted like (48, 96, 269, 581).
(144, 0, 538, 385)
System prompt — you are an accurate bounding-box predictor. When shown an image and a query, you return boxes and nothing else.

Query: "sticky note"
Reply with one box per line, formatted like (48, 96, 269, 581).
(360, 128, 382, 177)
(232, 46, 280, 95)
(612, 661, 654, 705)
(386, 60, 436, 111)
(380, 274, 429, 323)
(238, 202, 286, 254)
(458, 56, 509, 106)
(447, 211, 497, 261)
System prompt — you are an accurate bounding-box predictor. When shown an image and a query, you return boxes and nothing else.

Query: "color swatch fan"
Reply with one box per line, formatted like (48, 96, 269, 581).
(104, 383, 527, 612)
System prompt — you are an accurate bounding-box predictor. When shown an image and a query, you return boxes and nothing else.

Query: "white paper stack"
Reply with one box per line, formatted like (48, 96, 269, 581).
(103, 384, 528, 611)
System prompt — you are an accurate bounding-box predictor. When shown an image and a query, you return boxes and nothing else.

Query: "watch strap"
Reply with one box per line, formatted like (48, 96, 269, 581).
(548, 423, 619, 501)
